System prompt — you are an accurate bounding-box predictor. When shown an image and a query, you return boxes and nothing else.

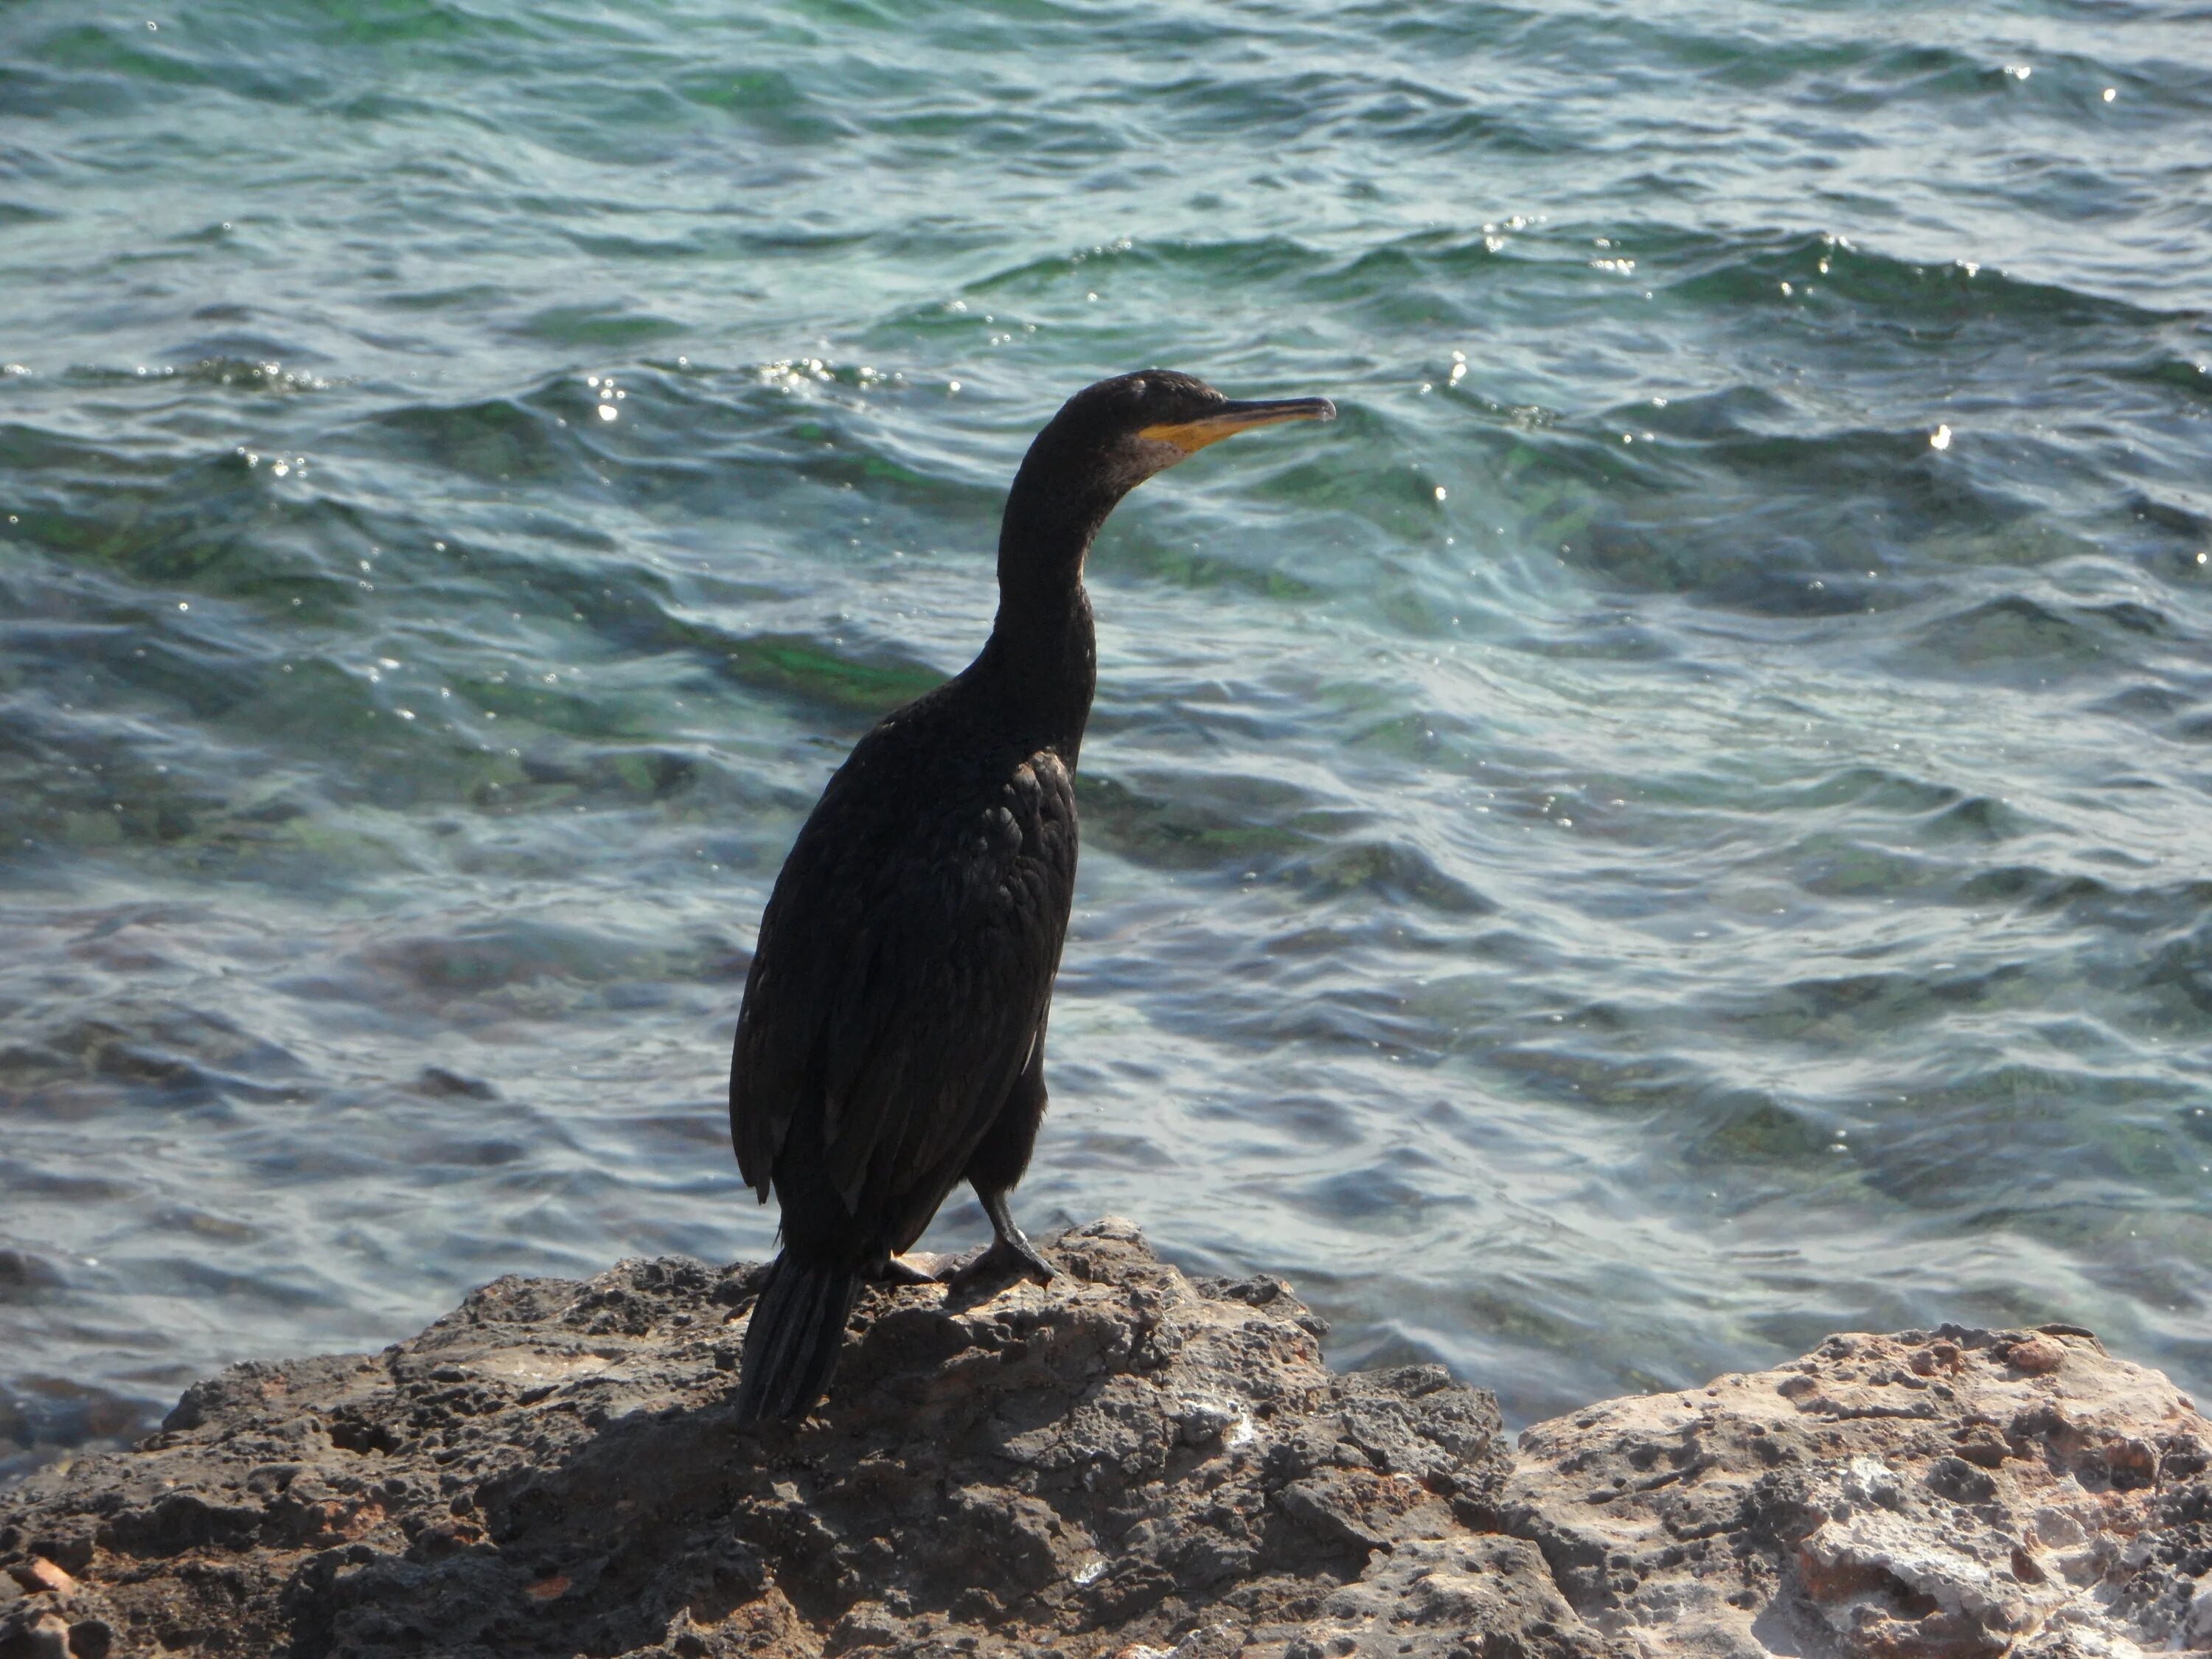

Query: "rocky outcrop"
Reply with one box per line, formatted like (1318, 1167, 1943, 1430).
(1500, 1325, 2212, 1657)
(0, 1222, 1570, 1659)
(2, 1222, 2207, 1659)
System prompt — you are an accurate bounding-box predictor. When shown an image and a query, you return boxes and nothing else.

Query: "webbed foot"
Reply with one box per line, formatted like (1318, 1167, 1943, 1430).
(947, 1191, 1056, 1286)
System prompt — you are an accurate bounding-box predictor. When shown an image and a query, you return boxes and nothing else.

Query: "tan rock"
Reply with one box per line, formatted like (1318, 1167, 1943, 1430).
(5, 1559, 76, 1596)
(1498, 1324, 2210, 1656)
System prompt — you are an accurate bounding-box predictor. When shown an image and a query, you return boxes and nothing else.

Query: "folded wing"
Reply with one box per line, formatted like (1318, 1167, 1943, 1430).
(731, 743, 1077, 1251)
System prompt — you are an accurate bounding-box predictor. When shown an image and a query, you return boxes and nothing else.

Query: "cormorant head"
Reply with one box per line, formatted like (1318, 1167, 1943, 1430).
(1013, 371, 1335, 526)
(995, 371, 1334, 610)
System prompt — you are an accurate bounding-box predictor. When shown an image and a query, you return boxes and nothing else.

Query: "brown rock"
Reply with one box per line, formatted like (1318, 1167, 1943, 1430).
(2001, 1335, 2066, 1375)
(0, 1222, 1532, 1659)
(4, 1237, 2205, 1659)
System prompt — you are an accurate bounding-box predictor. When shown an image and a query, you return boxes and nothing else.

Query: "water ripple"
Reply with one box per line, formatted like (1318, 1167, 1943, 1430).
(4, 0, 2212, 1475)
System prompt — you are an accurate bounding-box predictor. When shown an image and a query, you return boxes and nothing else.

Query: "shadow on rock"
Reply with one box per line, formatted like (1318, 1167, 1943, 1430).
(15, 1223, 2204, 1657)
(0, 1220, 1582, 1659)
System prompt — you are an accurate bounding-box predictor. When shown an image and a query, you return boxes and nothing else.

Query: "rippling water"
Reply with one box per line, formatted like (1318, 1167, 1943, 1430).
(4, 0, 2211, 1475)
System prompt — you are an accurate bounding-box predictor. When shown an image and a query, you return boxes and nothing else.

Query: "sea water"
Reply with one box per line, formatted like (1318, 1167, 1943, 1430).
(3, 0, 2210, 1475)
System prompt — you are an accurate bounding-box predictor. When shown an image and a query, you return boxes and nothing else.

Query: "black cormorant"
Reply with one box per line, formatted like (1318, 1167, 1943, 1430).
(728, 370, 1335, 1424)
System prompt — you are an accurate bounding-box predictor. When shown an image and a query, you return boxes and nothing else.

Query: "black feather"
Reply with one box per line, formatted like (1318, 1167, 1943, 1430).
(726, 372, 1333, 1422)
(732, 1253, 863, 1425)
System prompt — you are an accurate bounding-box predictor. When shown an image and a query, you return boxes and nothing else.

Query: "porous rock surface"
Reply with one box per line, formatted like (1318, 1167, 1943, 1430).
(1500, 1324, 2212, 1657)
(4, 1224, 2208, 1659)
(0, 1221, 1573, 1659)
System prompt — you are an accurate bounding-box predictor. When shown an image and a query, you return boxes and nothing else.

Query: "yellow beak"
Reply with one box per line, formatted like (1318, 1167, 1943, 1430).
(1138, 395, 1337, 455)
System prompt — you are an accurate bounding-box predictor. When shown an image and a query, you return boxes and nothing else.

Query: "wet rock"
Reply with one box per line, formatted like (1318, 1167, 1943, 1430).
(2, 1237, 2202, 1658)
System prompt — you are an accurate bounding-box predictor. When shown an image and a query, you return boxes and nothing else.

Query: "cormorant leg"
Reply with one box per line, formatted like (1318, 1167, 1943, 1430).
(948, 1020, 1055, 1286)
(947, 1187, 1055, 1285)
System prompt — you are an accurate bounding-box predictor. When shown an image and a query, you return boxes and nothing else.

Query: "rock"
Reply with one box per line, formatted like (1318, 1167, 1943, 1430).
(0, 1221, 1551, 1659)
(1496, 1324, 2212, 1657)
(1, 1563, 72, 1599)
(1, 1612, 71, 1659)
(2, 1234, 2205, 1658)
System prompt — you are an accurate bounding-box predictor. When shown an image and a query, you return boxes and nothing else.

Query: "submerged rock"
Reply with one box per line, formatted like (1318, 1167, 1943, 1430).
(1, 1222, 2205, 1658)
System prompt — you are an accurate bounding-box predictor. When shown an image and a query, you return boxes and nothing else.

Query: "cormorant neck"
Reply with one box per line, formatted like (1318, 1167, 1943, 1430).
(981, 459, 1116, 761)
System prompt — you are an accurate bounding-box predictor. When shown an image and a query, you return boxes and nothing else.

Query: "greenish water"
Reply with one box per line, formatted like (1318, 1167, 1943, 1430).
(4, 0, 2211, 1474)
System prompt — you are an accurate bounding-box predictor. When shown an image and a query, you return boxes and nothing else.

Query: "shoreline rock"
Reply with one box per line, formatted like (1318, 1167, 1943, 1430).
(2, 1220, 2205, 1658)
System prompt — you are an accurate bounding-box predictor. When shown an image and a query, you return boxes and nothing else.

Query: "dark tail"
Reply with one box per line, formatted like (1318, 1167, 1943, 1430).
(732, 1251, 863, 1426)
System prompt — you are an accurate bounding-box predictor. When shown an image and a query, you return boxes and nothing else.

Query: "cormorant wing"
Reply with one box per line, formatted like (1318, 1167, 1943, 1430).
(731, 738, 1077, 1238)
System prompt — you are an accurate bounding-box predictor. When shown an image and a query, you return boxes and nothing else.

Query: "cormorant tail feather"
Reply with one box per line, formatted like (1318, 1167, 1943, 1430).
(732, 1252, 861, 1425)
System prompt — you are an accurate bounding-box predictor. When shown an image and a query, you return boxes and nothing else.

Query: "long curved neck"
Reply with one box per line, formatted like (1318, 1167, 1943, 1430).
(978, 455, 1113, 763)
